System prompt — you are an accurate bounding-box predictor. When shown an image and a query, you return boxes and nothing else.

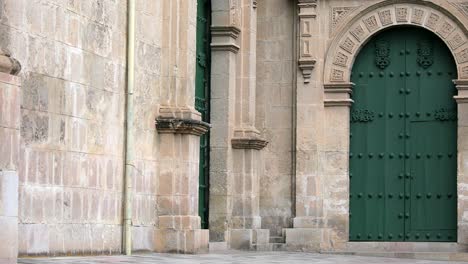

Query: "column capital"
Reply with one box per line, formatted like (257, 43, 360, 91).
(211, 26, 241, 53)
(454, 79, 468, 104)
(324, 82, 355, 107)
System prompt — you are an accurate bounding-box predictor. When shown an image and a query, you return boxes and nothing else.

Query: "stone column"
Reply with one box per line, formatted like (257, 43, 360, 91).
(454, 79, 468, 245)
(154, 0, 209, 253)
(209, 0, 240, 242)
(228, 0, 269, 251)
(0, 52, 21, 263)
(210, 0, 269, 251)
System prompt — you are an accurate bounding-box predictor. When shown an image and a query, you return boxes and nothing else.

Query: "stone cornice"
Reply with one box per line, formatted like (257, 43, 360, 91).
(454, 79, 468, 90)
(211, 26, 241, 39)
(324, 82, 354, 94)
(211, 43, 240, 53)
(155, 118, 211, 136)
(231, 137, 268, 150)
(211, 26, 241, 53)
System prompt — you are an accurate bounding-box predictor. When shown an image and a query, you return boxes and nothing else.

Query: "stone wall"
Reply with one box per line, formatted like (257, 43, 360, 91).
(256, 0, 294, 237)
(0, 70, 21, 263)
(131, 0, 161, 252)
(0, 0, 128, 256)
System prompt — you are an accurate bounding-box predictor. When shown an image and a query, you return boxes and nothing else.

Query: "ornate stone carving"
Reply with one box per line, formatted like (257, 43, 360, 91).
(340, 37, 356, 54)
(298, 0, 318, 83)
(363, 16, 379, 32)
(450, 1, 468, 18)
(448, 33, 465, 50)
(461, 66, 468, 79)
(156, 118, 211, 136)
(437, 21, 455, 39)
(396, 7, 409, 22)
(425, 13, 440, 29)
(331, 69, 345, 82)
(324, 3, 467, 88)
(378, 10, 393, 26)
(333, 52, 349, 67)
(351, 109, 375, 123)
(375, 40, 390, 69)
(330, 7, 358, 35)
(417, 39, 434, 69)
(411, 8, 425, 24)
(456, 48, 468, 64)
(350, 25, 366, 42)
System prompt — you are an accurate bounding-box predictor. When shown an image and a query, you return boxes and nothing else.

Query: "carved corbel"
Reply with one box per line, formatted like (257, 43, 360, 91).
(298, 0, 317, 83)
(0, 49, 21, 75)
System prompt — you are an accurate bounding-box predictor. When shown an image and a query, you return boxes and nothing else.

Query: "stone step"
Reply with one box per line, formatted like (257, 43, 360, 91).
(269, 236, 285, 243)
(271, 243, 288, 251)
(208, 242, 228, 252)
(322, 251, 468, 262)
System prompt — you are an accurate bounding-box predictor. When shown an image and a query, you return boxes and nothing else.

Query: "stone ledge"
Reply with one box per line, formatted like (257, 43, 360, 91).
(155, 117, 211, 136)
(231, 137, 268, 150)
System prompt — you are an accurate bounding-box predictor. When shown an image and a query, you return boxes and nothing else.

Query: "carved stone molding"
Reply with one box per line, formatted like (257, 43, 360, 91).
(298, 0, 318, 84)
(450, 1, 468, 18)
(330, 6, 359, 35)
(156, 118, 211, 136)
(211, 26, 241, 53)
(454, 79, 468, 103)
(231, 137, 268, 150)
(324, 2, 468, 87)
(324, 82, 354, 107)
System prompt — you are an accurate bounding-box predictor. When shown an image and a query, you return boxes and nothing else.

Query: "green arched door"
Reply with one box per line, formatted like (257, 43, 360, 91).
(349, 27, 457, 242)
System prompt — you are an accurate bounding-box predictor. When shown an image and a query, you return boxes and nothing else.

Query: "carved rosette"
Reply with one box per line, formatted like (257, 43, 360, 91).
(298, 0, 317, 84)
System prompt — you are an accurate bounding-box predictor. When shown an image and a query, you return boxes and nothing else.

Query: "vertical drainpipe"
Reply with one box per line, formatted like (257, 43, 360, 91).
(123, 0, 135, 256)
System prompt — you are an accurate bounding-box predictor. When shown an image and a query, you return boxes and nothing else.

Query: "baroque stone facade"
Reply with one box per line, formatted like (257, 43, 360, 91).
(2, 0, 468, 262)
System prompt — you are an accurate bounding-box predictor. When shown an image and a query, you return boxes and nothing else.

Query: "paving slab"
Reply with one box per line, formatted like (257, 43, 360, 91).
(17, 252, 468, 264)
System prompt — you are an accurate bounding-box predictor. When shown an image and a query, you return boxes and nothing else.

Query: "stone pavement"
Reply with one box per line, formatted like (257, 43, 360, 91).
(17, 252, 468, 264)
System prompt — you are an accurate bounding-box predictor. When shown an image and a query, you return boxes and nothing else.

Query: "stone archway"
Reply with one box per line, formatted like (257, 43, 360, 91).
(320, 0, 468, 247)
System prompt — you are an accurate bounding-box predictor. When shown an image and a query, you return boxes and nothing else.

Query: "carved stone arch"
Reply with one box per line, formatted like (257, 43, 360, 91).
(323, 0, 468, 106)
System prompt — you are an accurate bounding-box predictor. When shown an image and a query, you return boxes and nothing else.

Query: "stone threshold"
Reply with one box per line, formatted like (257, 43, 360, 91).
(322, 242, 468, 262)
(321, 251, 468, 262)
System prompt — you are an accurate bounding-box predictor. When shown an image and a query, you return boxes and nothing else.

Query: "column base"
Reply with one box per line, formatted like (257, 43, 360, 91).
(154, 229, 209, 254)
(227, 229, 270, 250)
